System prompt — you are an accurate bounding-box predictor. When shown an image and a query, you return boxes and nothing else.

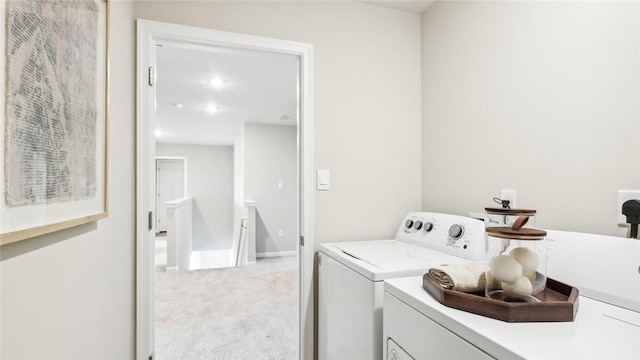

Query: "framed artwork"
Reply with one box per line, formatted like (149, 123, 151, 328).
(0, 0, 109, 245)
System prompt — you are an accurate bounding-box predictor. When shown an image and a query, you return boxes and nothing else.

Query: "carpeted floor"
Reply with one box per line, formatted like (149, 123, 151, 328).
(155, 257, 298, 360)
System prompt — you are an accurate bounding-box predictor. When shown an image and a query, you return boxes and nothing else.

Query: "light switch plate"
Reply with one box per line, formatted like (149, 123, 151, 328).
(317, 169, 329, 191)
(617, 190, 640, 226)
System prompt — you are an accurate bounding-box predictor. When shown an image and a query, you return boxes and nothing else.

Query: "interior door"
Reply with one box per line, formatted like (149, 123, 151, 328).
(156, 159, 185, 232)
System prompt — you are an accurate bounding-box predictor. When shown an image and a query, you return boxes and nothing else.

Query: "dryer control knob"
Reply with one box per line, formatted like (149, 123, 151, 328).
(414, 221, 423, 230)
(405, 219, 414, 229)
(423, 222, 434, 232)
(448, 224, 464, 240)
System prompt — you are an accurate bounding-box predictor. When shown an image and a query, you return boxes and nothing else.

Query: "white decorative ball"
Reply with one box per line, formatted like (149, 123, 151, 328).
(502, 275, 533, 298)
(510, 247, 539, 274)
(489, 255, 522, 283)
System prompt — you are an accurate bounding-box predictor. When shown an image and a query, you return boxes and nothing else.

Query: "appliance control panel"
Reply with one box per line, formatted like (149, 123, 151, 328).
(395, 212, 485, 261)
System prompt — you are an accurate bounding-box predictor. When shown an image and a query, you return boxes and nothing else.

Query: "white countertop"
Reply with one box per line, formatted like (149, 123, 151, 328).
(385, 276, 640, 360)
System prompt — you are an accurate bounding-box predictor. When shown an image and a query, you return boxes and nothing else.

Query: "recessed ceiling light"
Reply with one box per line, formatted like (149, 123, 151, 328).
(208, 78, 226, 87)
(204, 104, 220, 113)
(154, 129, 163, 136)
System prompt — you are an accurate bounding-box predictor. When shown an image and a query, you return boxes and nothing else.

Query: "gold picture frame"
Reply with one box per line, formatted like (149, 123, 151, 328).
(0, 0, 109, 245)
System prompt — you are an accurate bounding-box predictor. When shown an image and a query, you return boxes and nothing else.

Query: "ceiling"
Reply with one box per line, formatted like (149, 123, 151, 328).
(364, 1, 435, 14)
(154, 1, 434, 146)
(155, 40, 299, 146)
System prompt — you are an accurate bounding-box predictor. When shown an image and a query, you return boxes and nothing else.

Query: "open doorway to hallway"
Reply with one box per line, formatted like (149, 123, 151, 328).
(151, 37, 299, 359)
(136, 19, 315, 360)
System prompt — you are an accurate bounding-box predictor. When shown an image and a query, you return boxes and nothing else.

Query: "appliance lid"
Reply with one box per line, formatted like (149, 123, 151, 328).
(334, 241, 460, 270)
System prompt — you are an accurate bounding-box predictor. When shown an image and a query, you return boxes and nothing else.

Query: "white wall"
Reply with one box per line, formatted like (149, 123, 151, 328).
(157, 143, 234, 250)
(0, 2, 136, 359)
(133, 0, 423, 244)
(421, 1, 640, 237)
(244, 124, 297, 255)
(132, 8, 422, 357)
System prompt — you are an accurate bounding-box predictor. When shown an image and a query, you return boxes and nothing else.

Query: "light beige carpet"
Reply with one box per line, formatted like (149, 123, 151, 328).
(155, 257, 298, 360)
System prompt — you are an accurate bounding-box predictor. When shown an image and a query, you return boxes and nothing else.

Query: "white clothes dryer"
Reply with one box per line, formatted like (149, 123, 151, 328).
(383, 230, 640, 360)
(318, 212, 486, 360)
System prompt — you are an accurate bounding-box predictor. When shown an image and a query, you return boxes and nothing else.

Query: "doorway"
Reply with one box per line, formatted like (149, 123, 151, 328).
(155, 157, 187, 232)
(136, 20, 314, 360)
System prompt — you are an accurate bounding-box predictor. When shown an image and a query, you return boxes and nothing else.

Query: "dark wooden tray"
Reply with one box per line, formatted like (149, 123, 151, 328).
(422, 274, 579, 323)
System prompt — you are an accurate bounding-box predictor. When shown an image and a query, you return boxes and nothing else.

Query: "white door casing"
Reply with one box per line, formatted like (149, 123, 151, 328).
(135, 19, 314, 360)
(136, 20, 157, 360)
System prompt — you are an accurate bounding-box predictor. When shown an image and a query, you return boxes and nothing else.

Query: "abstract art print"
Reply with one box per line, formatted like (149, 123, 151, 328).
(1, 0, 109, 245)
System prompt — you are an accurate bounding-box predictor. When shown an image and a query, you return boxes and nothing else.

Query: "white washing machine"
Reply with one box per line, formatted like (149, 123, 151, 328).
(383, 230, 640, 359)
(318, 212, 486, 360)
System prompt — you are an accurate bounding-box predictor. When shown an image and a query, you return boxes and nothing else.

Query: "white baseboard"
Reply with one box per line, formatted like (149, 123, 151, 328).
(256, 250, 297, 259)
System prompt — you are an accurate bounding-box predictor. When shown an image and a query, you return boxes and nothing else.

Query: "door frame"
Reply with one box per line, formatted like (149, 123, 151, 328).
(155, 156, 188, 231)
(135, 20, 315, 360)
